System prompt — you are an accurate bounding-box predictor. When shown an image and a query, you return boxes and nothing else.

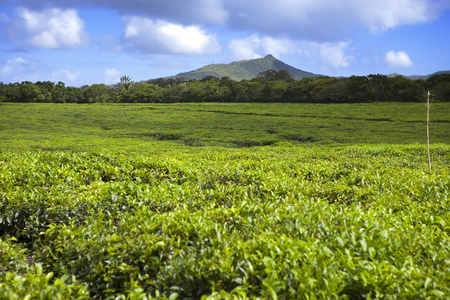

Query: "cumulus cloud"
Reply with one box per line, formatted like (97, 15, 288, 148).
(13, 0, 228, 25)
(104, 67, 121, 84)
(122, 17, 221, 55)
(228, 35, 296, 60)
(0, 56, 47, 82)
(314, 41, 353, 68)
(6, 8, 89, 49)
(228, 35, 353, 69)
(1, 57, 27, 76)
(385, 51, 414, 68)
(225, 0, 447, 40)
(8, 0, 450, 43)
(52, 70, 81, 82)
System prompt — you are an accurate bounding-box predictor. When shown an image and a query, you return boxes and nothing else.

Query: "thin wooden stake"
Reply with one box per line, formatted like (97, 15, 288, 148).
(427, 91, 431, 173)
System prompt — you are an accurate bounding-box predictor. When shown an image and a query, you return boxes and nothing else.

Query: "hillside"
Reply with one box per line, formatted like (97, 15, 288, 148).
(171, 54, 321, 81)
(161, 54, 449, 82)
(389, 70, 450, 80)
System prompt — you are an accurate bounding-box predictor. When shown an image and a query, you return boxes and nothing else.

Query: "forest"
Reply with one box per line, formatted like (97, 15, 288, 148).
(1, 71, 449, 104)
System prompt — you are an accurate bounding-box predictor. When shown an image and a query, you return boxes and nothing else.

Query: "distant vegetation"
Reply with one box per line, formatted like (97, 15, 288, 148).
(1, 102, 449, 150)
(1, 55, 449, 104)
(1, 72, 450, 104)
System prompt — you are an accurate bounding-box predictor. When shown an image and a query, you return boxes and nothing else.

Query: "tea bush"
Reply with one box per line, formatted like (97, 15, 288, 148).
(1, 144, 449, 298)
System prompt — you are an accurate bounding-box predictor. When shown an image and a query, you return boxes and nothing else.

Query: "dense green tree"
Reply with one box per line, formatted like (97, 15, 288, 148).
(432, 82, 450, 102)
(389, 76, 425, 102)
(229, 81, 247, 102)
(120, 83, 161, 103)
(346, 76, 371, 103)
(35, 81, 55, 102)
(366, 74, 391, 102)
(147, 77, 187, 88)
(263, 80, 289, 102)
(0, 82, 9, 102)
(182, 81, 208, 102)
(64, 87, 82, 103)
(118, 75, 135, 91)
(162, 83, 188, 103)
(0, 72, 446, 103)
(258, 69, 293, 81)
(81, 84, 112, 103)
(8, 82, 43, 102)
(52, 81, 67, 103)
(310, 77, 347, 103)
(282, 77, 316, 103)
(245, 80, 266, 102)
(427, 74, 450, 102)
(200, 75, 220, 83)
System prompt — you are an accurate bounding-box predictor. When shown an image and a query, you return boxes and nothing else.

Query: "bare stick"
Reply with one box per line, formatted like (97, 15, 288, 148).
(427, 91, 431, 173)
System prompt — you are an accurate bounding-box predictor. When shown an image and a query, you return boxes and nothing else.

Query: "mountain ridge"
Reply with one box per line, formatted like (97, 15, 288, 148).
(155, 54, 449, 82)
(394, 70, 450, 80)
(170, 54, 321, 81)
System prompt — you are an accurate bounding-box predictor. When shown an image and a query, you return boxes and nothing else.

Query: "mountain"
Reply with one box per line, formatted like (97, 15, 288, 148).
(170, 54, 321, 81)
(157, 54, 449, 82)
(388, 70, 450, 80)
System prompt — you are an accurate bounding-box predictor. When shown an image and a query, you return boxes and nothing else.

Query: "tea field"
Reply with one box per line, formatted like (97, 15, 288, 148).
(0, 102, 449, 150)
(0, 103, 449, 299)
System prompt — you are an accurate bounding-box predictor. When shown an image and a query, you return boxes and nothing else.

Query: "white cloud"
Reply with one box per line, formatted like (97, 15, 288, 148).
(15, 0, 229, 25)
(229, 35, 297, 60)
(0, 56, 47, 82)
(122, 17, 221, 55)
(385, 50, 414, 68)
(358, 0, 432, 32)
(8, 8, 89, 49)
(52, 70, 81, 82)
(228, 36, 264, 60)
(1, 57, 26, 75)
(225, 0, 447, 40)
(9, 0, 450, 42)
(315, 41, 353, 68)
(228, 35, 353, 69)
(104, 67, 121, 84)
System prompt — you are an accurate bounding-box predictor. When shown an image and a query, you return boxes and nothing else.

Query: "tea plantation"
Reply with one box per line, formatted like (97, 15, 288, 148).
(0, 103, 449, 299)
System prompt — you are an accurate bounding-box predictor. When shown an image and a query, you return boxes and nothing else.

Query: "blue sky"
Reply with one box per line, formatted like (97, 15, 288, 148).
(1, 0, 450, 86)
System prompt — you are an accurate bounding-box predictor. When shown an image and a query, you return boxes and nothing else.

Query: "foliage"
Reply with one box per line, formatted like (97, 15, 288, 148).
(81, 84, 114, 103)
(1, 237, 29, 274)
(0, 238, 89, 299)
(1, 72, 450, 103)
(119, 75, 135, 91)
(1, 102, 450, 298)
(0, 145, 449, 298)
(0, 103, 449, 152)
(257, 69, 294, 81)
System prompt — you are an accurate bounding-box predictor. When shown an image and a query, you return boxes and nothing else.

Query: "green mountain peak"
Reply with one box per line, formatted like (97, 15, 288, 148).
(170, 54, 321, 81)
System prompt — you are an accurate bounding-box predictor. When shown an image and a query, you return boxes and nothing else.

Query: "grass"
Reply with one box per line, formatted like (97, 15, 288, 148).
(0, 102, 449, 152)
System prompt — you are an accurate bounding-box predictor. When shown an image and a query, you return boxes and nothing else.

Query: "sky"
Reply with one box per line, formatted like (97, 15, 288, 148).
(1, 0, 450, 86)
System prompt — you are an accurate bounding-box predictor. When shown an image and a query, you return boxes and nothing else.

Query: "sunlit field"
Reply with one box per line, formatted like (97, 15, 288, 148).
(1, 102, 449, 299)
(1, 102, 449, 151)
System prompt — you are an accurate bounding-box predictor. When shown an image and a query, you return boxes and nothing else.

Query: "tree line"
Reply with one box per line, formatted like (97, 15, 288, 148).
(1, 71, 449, 104)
